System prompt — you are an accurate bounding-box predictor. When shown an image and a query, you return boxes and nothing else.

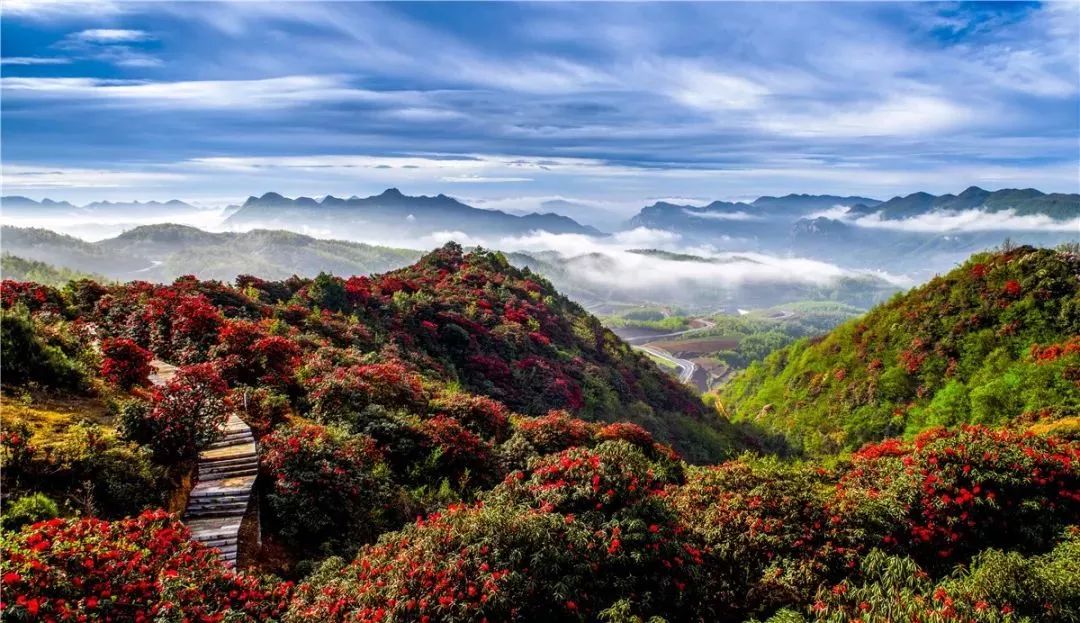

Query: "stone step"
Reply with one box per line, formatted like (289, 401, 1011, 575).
(194, 536, 235, 548)
(186, 508, 249, 519)
(200, 451, 258, 465)
(189, 487, 251, 498)
(206, 437, 254, 449)
(187, 497, 249, 509)
(199, 467, 258, 480)
(189, 493, 251, 504)
(199, 457, 258, 471)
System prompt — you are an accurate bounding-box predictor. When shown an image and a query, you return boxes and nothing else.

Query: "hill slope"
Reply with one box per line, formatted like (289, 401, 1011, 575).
(1, 224, 422, 282)
(720, 245, 1080, 455)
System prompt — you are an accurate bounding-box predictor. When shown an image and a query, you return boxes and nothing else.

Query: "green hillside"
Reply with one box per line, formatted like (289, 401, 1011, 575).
(720, 245, 1080, 455)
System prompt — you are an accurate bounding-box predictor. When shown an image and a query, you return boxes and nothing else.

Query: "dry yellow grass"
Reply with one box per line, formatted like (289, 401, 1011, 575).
(1, 391, 114, 450)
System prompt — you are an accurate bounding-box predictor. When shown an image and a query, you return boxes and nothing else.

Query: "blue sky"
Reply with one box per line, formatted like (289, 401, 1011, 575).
(1, 1, 1077, 219)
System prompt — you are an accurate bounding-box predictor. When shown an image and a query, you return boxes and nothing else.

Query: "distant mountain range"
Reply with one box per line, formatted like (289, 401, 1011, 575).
(1, 224, 422, 282)
(222, 188, 601, 239)
(625, 187, 1078, 273)
(3, 186, 1076, 276)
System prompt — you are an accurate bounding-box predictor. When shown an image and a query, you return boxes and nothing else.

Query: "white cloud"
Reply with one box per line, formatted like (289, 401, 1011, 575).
(2, 0, 122, 19)
(67, 29, 151, 43)
(662, 62, 768, 111)
(681, 209, 763, 221)
(1, 57, 71, 65)
(760, 94, 975, 137)
(0, 76, 404, 109)
(840, 208, 1080, 233)
(440, 175, 534, 184)
(1, 165, 186, 190)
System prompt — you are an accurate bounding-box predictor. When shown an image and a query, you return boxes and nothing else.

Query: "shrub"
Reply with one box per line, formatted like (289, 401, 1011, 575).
(418, 414, 497, 489)
(288, 442, 702, 622)
(0, 306, 85, 391)
(0, 510, 291, 621)
(119, 363, 230, 461)
(261, 423, 399, 554)
(513, 410, 595, 455)
(670, 458, 855, 618)
(429, 391, 512, 441)
(309, 361, 427, 425)
(99, 337, 153, 389)
(0, 494, 58, 531)
(835, 426, 1080, 567)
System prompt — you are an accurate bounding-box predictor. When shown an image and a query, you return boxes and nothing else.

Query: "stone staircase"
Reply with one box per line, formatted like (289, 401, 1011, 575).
(148, 360, 257, 567)
(183, 414, 258, 566)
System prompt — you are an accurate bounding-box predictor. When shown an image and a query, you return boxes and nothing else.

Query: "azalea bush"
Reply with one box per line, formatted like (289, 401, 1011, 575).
(119, 363, 230, 461)
(0, 510, 291, 621)
(261, 423, 400, 554)
(288, 441, 703, 622)
(834, 426, 1080, 567)
(308, 361, 428, 426)
(429, 390, 512, 441)
(670, 458, 856, 619)
(99, 337, 153, 389)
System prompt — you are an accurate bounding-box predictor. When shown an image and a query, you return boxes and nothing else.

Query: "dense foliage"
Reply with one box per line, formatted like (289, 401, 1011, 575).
(2, 244, 1078, 622)
(0, 510, 290, 621)
(721, 246, 1080, 454)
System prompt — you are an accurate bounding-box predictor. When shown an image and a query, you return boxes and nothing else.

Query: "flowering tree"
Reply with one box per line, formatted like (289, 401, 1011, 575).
(0, 510, 290, 621)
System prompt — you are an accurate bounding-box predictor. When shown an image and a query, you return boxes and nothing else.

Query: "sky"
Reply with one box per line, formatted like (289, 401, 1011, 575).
(2, 1, 1078, 222)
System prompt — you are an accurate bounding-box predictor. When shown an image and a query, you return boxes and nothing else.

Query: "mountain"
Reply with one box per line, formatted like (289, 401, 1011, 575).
(0, 254, 106, 286)
(1, 195, 199, 218)
(847, 186, 1080, 219)
(224, 188, 602, 240)
(719, 245, 1080, 455)
(1, 224, 422, 282)
(751, 193, 881, 213)
(0, 196, 78, 215)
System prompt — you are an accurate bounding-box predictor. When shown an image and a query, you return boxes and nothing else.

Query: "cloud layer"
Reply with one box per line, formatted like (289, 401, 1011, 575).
(0, 2, 1076, 207)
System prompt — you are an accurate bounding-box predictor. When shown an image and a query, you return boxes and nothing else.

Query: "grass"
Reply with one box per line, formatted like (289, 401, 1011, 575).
(1, 391, 115, 450)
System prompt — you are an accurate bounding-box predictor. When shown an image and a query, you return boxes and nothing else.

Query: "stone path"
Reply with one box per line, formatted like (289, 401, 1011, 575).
(149, 361, 257, 566)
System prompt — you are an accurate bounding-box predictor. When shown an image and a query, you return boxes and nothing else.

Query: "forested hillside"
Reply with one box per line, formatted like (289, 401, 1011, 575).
(720, 245, 1080, 455)
(2, 244, 1078, 622)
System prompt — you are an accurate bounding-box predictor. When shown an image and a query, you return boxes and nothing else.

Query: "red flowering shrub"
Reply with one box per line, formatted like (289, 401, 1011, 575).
(670, 458, 856, 618)
(99, 337, 153, 389)
(288, 441, 702, 622)
(1, 280, 63, 314)
(419, 415, 497, 487)
(835, 426, 1080, 567)
(0, 510, 290, 621)
(514, 410, 595, 455)
(1002, 279, 1023, 298)
(309, 361, 427, 425)
(232, 386, 291, 437)
(261, 423, 398, 551)
(429, 391, 511, 440)
(119, 363, 230, 460)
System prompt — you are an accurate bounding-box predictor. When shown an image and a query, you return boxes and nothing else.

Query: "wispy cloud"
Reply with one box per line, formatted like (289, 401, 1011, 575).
(832, 208, 1080, 233)
(1, 165, 186, 189)
(1, 76, 406, 109)
(0, 57, 71, 65)
(66, 29, 151, 44)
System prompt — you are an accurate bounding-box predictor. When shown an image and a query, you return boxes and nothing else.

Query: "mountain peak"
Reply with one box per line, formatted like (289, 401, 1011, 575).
(380, 188, 405, 198)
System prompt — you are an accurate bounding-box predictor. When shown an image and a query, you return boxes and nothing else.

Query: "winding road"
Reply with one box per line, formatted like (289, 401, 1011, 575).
(636, 345, 697, 384)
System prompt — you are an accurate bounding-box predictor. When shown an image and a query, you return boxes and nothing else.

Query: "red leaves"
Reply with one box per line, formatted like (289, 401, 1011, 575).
(1002, 279, 1023, 298)
(99, 337, 153, 389)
